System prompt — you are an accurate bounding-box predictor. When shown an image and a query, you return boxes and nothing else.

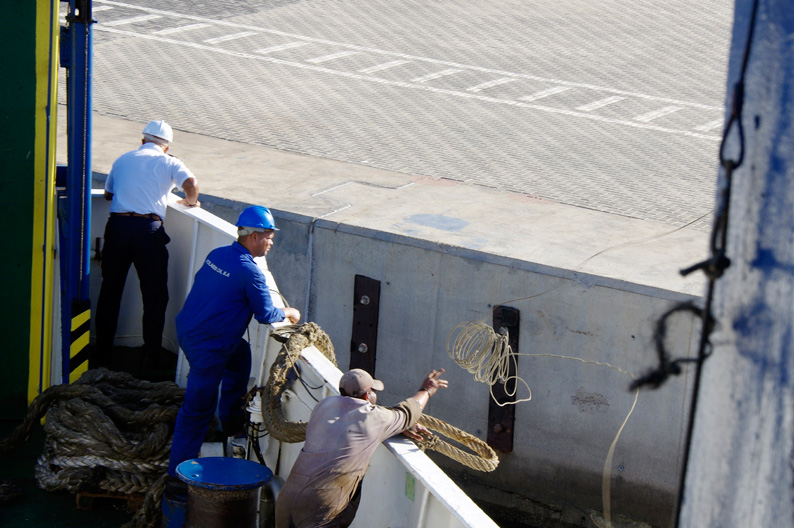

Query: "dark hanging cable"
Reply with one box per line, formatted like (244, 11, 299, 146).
(631, 0, 758, 392)
(626, 1, 760, 525)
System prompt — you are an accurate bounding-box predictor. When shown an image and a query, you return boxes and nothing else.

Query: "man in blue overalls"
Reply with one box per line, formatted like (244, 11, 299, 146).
(167, 205, 301, 480)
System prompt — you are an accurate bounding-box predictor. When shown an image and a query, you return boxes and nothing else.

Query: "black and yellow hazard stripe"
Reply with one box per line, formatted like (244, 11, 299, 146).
(69, 301, 91, 383)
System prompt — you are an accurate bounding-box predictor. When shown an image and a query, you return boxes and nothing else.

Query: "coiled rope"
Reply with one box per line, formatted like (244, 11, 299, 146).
(414, 414, 499, 472)
(446, 321, 532, 406)
(447, 320, 640, 528)
(263, 322, 338, 443)
(262, 322, 499, 472)
(0, 368, 183, 528)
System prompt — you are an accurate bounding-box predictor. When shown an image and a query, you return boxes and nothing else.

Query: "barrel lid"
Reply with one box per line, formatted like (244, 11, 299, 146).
(176, 457, 272, 490)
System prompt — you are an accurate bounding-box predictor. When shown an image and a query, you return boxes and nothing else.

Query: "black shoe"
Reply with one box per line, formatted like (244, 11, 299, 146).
(221, 415, 249, 438)
(164, 475, 188, 501)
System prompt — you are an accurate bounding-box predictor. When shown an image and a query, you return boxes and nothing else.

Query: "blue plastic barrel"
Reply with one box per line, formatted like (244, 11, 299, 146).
(176, 457, 273, 528)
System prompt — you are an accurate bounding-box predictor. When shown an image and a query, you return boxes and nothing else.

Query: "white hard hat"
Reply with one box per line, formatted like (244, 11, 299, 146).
(142, 120, 173, 144)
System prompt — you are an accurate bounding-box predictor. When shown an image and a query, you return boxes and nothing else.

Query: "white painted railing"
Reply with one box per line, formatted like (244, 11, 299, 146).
(255, 346, 499, 528)
(86, 191, 497, 527)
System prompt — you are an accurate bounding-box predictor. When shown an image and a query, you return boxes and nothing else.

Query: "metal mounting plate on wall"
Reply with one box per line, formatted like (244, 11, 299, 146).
(350, 275, 381, 375)
(488, 305, 520, 452)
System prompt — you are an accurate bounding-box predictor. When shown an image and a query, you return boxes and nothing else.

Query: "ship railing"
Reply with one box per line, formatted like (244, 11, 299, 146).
(144, 195, 499, 528)
(253, 344, 499, 528)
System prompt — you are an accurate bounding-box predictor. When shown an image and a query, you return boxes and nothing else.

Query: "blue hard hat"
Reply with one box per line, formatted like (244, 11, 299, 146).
(236, 206, 278, 230)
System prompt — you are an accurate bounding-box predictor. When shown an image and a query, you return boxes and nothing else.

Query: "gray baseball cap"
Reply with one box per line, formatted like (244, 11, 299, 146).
(339, 369, 384, 397)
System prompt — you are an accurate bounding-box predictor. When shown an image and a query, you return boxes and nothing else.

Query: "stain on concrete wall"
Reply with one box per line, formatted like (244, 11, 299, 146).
(571, 387, 609, 414)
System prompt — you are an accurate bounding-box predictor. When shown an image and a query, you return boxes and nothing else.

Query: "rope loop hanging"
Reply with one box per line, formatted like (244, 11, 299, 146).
(262, 322, 337, 443)
(263, 322, 499, 472)
(637, 0, 759, 396)
(415, 414, 499, 472)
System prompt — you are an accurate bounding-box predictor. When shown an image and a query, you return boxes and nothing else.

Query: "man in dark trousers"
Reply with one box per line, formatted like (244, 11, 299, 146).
(94, 120, 199, 368)
(167, 205, 301, 480)
(275, 368, 448, 528)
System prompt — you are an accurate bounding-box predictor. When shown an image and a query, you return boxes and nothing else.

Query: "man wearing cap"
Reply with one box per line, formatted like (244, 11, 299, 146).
(94, 120, 200, 368)
(167, 205, 301, 482)
(275, 368, 449, 528)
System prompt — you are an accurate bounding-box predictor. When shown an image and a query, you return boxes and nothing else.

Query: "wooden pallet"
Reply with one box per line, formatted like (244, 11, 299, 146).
(76, 490, 145, 513)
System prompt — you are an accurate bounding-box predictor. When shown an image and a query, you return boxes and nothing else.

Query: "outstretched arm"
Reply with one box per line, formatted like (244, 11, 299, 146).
(401, 369, 448, 440)
(411, 369, 448, 412)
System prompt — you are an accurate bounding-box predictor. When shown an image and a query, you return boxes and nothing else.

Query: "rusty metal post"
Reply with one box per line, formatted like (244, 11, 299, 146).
(487, 306, 519, 452)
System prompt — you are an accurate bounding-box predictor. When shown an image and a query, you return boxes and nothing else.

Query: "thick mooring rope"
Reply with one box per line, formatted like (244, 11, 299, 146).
(415, 414, 498, 472)
(263, 323, 499, 472)
(263, 322, 338, 443)
(0, 368, 183, 528)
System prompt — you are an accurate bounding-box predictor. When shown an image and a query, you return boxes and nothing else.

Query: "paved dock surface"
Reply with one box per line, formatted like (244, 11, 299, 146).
(57, 0, 735, 297)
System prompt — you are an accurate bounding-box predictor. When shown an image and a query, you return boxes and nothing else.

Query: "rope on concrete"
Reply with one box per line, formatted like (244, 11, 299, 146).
(0, 368, 183, 528)
(263, 323, 499, 472)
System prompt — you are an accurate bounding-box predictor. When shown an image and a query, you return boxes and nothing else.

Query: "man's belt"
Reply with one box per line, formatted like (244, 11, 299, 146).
(110, 212, 163, 223)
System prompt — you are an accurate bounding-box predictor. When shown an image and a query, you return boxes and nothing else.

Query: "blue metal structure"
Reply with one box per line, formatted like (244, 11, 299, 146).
(58, 0, 93, 382)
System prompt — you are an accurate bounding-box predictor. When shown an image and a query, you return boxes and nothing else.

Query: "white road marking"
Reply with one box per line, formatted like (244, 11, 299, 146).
(95, 1, 721, 111)
(519, 86, 572, 102)
(96, 26, 721, 141)
(466, 78, 516, 93)
(306, 50, 360, 64)
(634, 106, 682, 122)
(411, 69, 463, 83)
(694, 119, 724, 132)
(359, 60, 411, 74)
(254, 42, 308, 54)
(102, 14, 161, 27)
(154, 23, 210, 35)
(576, 96, 626, 112)
(204, 31, 257, 44)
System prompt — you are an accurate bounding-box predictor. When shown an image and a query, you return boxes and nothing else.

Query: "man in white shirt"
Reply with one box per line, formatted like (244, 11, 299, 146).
(94, 120, 199, 369)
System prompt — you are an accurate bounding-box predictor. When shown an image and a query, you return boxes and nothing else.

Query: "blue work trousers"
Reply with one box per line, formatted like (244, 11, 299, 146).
(168, 338, 252, 476)
(95, 215, 170, 358)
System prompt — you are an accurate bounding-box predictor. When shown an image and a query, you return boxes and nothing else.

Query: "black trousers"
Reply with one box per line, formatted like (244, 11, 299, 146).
(95, 215, 170, 362)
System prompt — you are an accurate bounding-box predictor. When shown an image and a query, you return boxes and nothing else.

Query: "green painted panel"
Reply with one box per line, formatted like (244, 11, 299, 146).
(0, 2, 41, 418)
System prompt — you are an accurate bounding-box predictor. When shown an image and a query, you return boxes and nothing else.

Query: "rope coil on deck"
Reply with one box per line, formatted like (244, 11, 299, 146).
(263, 323, 499, 472)
(0, 369, 181, 528)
